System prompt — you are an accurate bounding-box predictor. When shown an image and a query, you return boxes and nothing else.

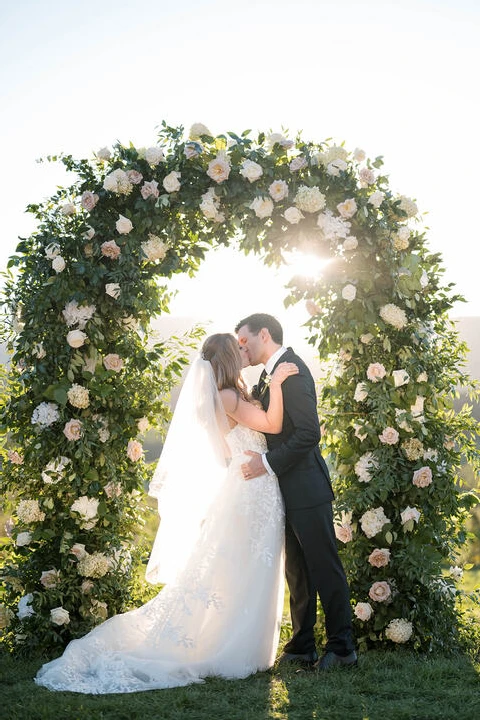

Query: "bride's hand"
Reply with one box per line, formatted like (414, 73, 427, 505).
(270, 362, 299, 386)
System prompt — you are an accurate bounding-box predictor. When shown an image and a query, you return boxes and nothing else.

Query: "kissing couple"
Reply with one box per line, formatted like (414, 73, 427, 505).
(36, 313, 356, 694)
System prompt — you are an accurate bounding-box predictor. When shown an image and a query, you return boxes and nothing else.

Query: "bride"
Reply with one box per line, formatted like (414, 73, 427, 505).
(35, 333, 298, 693)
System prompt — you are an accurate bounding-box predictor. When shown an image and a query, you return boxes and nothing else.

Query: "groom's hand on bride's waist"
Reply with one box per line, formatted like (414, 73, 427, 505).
(241, 451, 265, 481)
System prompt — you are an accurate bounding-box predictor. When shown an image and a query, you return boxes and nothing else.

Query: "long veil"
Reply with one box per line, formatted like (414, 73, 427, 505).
(146, 356, 231, 584)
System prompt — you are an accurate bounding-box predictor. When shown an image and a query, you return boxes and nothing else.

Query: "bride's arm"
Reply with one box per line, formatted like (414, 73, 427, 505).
(220, 362, 298, 433)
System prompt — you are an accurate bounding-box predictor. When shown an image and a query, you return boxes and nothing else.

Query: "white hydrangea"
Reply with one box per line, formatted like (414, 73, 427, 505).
(385, 618, 413, 643)
(360, 507, 390, 538)
(397, 195, 418, 217)
(294, 185, 326, 213)
(62, 299, 96, 329)
(77, 552, 111, 578)
(31, 402, 59, 428)
(317, 210, 351, 240)
(67, 384, 90, 409)
(17, 499, 45, 524)
(379, 303, 408, 330)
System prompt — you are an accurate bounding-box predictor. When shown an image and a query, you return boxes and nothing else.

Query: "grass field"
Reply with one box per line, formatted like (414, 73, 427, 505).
(1, 643, 479, 720)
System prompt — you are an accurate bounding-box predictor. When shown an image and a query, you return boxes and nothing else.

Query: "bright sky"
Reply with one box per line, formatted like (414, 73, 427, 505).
(1, 0, 479, 357)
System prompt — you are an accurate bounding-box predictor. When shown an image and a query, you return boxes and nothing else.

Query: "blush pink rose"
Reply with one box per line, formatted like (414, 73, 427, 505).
(368, 548, 391, 568)
(103, 354, 124, 372)
(63, 419, 83, 441)
(127, 440, 143, 462)
(101, 240, 121, 260)
(368, 581, 392, 603)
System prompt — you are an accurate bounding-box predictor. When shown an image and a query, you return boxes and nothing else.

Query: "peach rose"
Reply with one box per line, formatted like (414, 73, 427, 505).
(368, 581, 392, 603)
(368, 548, 391, 568)
(127, 440, 143, 462)
(354, 602, 373, 621)
(101, 240, 121, 259)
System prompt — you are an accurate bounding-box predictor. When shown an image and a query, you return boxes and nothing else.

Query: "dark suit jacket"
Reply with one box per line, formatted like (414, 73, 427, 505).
(258, 348, 334, 511)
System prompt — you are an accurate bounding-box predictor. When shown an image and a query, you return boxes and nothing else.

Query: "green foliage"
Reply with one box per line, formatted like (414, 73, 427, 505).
(1, 123, 479, 657)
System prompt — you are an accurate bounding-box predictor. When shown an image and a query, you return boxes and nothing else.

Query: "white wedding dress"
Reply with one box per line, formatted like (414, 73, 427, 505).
(35, 425, 285, 694)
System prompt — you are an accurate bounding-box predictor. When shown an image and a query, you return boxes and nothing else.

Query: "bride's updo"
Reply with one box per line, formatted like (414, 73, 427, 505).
(202, 334, 248, 397)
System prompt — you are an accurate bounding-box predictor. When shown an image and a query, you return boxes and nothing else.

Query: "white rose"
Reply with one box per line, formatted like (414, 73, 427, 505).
(83, 226, 96, 241)
(103, 169, 133, 195)
(45, 242, 61, 259)
(327, 158, 347, 176)
(354, 383, 368, 402)
(359, 167, 376, 185)
(17, 594, 35, 619)
(52, 256, 66, 273)
(184, 142, 202, 159)
(40, 569, 60, 588)
(410, 395, 425, 417)
(284, 206, 304, 224)
(289, 156, 307, 172)
(353, 147, 366, 162)
(96, 147, 111, 160)
(116, 214, 133, 234)
(61, 202, 76, 216)
(50, 607, 70, 626)
(249, 196, 274, 219)
(34, 342, 46, 359)
(105, 283, 121, 299)
(16, 531, 32, 547)
(392, 369, 410, 387)
(366, 363, 386, 382)
(266, 133, 293, 150)
(269, 180, 289, 202)
(63, 419, 83, 441)
(71, 496, 99, 529)
(401, 506, 421, 525)
(337, 198, 357, 219)
(343, 236, 358, 251)
(240, 160, 263, 182)
(398, 195, 418, 217)
(145, 146, 165, 165)
(81, 191, 99, 211)
(189, 123, 212, 139)
(360, 507, 390, 538)
(368, 191, 385, 209)
(207, 152, 231, 183)
(137, 417, 149, 433)
(141, 234, 168, 262)
(67, 329, 87, 348)
(70, 543, 88, 560)
(163, 171, 181, 193)
(342, 284, 356, 302)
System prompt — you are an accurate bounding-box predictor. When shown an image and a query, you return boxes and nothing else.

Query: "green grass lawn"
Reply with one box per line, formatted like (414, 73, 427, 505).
(1, 643, 479, 720)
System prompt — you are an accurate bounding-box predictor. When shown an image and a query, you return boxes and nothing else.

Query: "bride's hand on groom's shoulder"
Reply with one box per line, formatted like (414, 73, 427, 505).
(271, 362, 299, 386)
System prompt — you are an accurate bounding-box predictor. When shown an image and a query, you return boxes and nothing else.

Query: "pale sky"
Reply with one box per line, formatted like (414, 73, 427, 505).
(1, 0, 479, 356)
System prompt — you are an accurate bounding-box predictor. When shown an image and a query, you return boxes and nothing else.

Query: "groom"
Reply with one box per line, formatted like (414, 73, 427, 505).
(235, 313, 356, 671)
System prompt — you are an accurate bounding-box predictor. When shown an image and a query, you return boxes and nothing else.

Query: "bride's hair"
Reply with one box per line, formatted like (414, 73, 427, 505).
(202, 334, 248, 397)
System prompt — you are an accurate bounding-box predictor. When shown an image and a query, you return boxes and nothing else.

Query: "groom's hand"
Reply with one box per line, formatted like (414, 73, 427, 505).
(241, 451, 265, 480)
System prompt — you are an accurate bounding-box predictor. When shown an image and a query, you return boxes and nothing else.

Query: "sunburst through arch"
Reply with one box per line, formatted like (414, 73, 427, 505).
(1, 121, 479, 655)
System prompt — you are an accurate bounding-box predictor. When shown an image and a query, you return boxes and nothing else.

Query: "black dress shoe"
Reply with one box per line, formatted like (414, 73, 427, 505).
(313, 650, 358, 671)
(278, 650, 319, 666)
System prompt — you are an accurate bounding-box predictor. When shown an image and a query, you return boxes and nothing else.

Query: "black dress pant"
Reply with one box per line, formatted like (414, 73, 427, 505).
(283, 502, 355, 656)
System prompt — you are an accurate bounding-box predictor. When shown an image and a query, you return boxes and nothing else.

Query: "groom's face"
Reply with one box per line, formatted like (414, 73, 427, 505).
(237, 325, 264, 366)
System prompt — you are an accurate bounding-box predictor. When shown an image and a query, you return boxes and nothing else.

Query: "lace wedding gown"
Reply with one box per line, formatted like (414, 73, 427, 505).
(35, 425, 285, 694)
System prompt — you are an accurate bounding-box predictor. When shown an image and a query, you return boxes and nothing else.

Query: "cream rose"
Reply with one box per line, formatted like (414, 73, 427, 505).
(366, 363, 386, 382)
(141, 234, 168, 262)
(163, 171, 181, 193)
(45, 242, 61, 259)
(105, 283, 121, 299)
(50, 607, 70, 626)
(392, 369, 410, 387)
(334, 524, 353, 543)
(96, 147, 111, 160)
(40, 569, 60, 588)
(379, 427, 399, 445)
(401, 506, 421, 525)
(70, 543, 87, 560)
(60, 202, 76, 216)
(116, 215, 133, 235)
(63, 419, 83, 441)
(127, 439, 143, 462)
(412, 466, 433, 488)
(342, 284, 356, 302)
(189, 123, 212, 139)
(67, 329, 87, 348)
(354, 602, 373, 621)
(103, 169, 133, 195)
(52, 256, 66, 273)
(103, 353, 124, 372)
(145, 146, 165, 165)
(368, 191, 385, 209)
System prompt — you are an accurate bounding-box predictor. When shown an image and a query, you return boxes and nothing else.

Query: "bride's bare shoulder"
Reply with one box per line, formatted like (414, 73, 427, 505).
(219, 388, 240, 412)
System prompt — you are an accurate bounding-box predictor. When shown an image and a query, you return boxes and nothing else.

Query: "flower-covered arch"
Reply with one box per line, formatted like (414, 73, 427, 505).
(1, 122, 479, 656)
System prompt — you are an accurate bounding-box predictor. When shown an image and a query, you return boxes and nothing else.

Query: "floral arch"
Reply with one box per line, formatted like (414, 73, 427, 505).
(1, 122, 479, 656)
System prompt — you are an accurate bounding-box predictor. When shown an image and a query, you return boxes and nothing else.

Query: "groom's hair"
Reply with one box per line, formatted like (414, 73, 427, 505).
(235, 313, 283, 344)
